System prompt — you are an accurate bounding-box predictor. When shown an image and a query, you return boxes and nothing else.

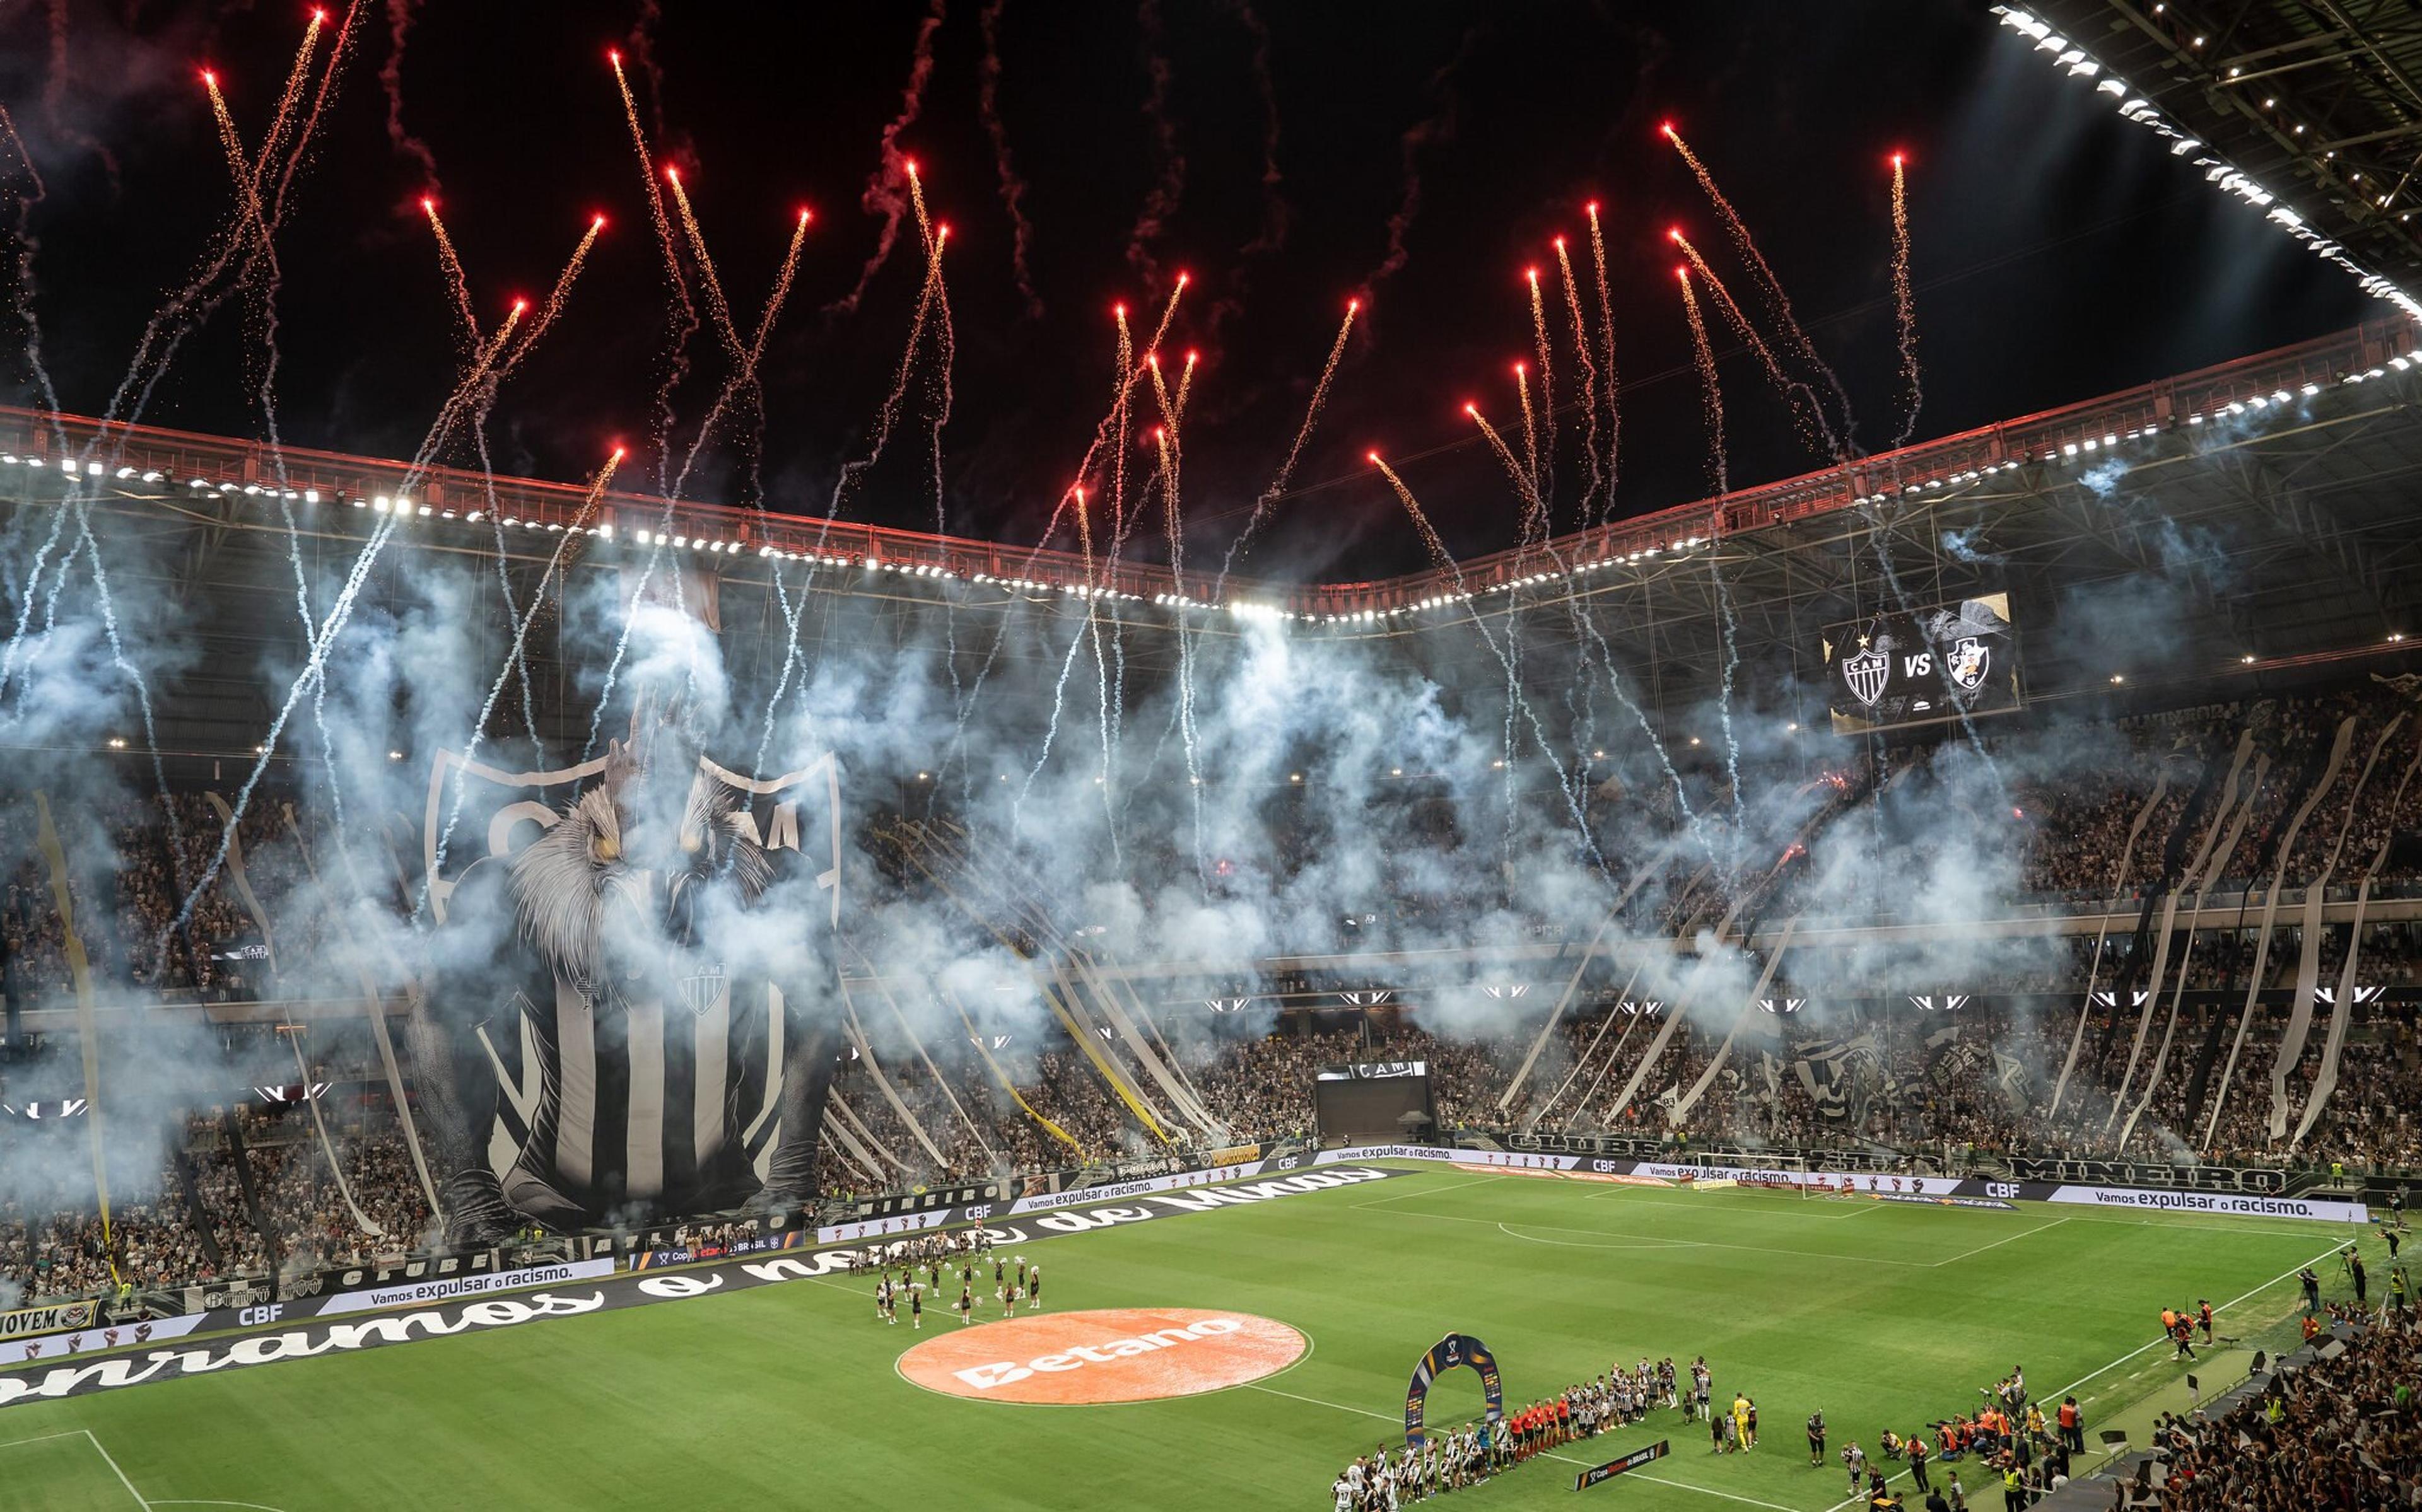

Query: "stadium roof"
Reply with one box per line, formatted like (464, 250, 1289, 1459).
(4, 313, 2421, 761)
(2022, 0, 2422, 296)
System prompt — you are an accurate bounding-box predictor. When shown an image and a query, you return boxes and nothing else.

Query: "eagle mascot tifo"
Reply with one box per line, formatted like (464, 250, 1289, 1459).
(409, 713, 841, 1244)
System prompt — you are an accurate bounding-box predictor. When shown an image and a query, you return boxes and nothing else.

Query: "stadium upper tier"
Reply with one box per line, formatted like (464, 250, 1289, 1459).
(3, 313, 2416, 626)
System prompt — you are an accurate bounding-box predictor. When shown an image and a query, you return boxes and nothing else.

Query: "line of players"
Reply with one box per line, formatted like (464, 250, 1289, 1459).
(1330, 1357, 1705, 1508)
(877, 1240, 1046, 1318)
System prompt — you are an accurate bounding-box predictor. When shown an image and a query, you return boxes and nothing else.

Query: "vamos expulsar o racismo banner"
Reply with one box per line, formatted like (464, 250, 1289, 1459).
(0, 1164, 1400, 1412)
(1310, 1146, 2369, 1223)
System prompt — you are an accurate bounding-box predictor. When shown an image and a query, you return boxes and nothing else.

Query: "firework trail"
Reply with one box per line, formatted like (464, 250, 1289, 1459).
(1369, 454, 1608, 876)
(664, 204, 807, 507)
(182, 301, 539, 941)
(925, 221, 965, 756)
(833, 0, 946, 315)
(1232, 1, 1289, 262)
(603, 206, 821, 763)
(1146, 269, 1189, 354)
(1360, 27, 1476, 299)
(1890, 153, 1922, 448)
(1010, 485, 1101, 834)
(14, 16, 360, 904)
(609, 48, 698, 491)
(380, 0, 440, 190)
(40, 0, 119, 187)
(269, 2, 366, 225)
(419, 195, 479, 346)
(1584, 201, 1619, 525)
(1174, 347, 1196, 417)
(1670, 227, 1837, 458)
(467, 218, 605, 748)
(244, 9, 327, 217)
(507, 214, 604, 359)
(202, 74, 271, 248)
(1157, 416, 1207, 874)
(621, 0, 672, 148)
(1215, 297, 1355, 586)
(1553, 235, 1600, 518)
(747, 236, 945, 770)
(1524, 265, 1554, 518)
(1663, 122, 1854, 449)
(207, 41, 357, 832)
(0, 55, 247, 783)
(1465, 404, 1545, 521)
(429, 448, 625, 880)
(102, 12, 357, 444)
(1125, 0, 1186, 282)
(976, 0, 1042, 317)
(665, 168, 742, 360)
(1678, 266, 1745, 833)
(0, 108, 76, 718)
(1513, 361, 1538, 492)
(1677, 269, 1724, 499)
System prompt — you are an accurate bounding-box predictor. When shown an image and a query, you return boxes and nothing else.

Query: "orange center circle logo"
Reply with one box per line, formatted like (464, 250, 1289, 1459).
(897, 1307, 1306, 1405)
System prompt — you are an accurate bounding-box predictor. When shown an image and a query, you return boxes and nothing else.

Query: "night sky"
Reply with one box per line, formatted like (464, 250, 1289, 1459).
(0, 1, 2372, 579)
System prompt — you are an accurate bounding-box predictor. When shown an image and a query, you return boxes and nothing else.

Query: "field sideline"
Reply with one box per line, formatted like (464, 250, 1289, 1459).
(0, 1163, 2363, 1510)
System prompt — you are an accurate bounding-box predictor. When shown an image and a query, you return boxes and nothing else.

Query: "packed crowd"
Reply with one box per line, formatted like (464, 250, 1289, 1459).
(2145, 1309, 2422, 1512)
(0, 1105, 434, 1304)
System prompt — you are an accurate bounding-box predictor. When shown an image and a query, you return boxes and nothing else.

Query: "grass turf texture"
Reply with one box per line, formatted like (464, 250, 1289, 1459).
(0, 1163, 2365, 1510)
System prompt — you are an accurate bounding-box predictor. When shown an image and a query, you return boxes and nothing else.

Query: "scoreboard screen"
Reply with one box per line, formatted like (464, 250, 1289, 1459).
(1820, 593, 2021, 734)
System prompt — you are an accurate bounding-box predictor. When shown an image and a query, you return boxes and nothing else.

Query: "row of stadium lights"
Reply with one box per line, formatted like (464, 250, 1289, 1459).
(1850, 355, 2417, 504)
(1991, 6, 2422, 321)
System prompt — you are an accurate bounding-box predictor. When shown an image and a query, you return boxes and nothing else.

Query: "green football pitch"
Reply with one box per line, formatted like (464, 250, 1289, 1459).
(0, 1165, 2368, 1510)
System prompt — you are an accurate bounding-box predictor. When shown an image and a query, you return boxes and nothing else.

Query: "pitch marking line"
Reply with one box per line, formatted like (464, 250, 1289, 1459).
(1495, 1221, 1702, 1253)
(1351, 1172, 1509, 1210)
(1931, 1215, 2071, 1267)
(0, 1428, 152, 1508)
(1364, 1202, 1938, 1268)
(1244, 1381, 1809, 1512)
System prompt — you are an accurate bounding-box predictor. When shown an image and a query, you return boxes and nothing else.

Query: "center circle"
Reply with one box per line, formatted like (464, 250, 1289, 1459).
(896, 1306, 1307, 1405)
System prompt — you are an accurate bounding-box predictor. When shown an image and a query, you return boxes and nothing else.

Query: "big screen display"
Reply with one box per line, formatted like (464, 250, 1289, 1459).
(1820, 593, 2020, 734)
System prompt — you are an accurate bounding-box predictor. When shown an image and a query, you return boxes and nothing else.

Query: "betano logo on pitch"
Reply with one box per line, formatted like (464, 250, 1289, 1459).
(953, 1316, 1242, 1390)
(899, 1308, 1306, 1405)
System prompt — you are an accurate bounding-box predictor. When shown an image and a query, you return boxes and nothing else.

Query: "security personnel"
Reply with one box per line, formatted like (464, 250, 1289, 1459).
(2001, 1462, 2025, 1512)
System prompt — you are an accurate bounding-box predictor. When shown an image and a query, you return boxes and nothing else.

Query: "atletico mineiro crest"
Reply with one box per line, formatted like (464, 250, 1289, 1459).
(1842, 638, 1890, 706)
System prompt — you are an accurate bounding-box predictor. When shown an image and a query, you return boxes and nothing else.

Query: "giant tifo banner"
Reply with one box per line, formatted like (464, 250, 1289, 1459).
(0, 1164, 1400, 1410)
(418, 744, 843, 1228)
(1311, 1145, 2370, 1223)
